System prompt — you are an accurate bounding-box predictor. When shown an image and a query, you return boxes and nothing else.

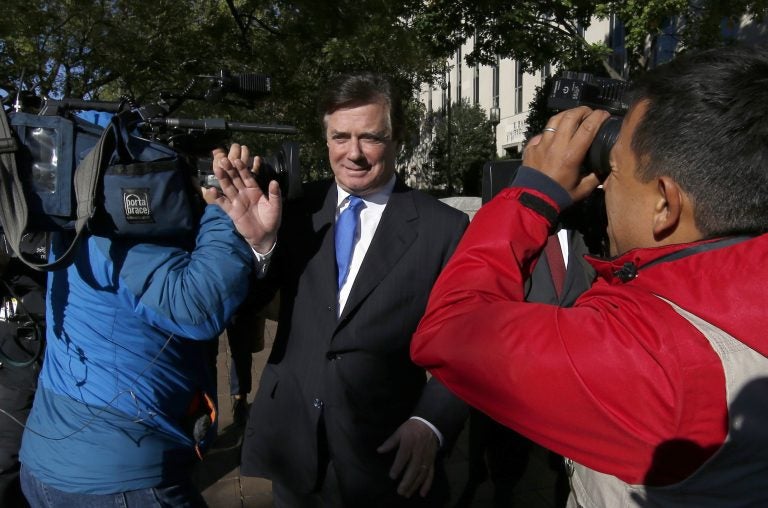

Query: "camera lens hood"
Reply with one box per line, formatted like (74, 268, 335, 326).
(587, 116, 622, 181)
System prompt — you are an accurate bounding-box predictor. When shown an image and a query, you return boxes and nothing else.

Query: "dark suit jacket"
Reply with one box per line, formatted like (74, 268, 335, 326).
(526, 229, 595, 307)
(241, 178, 470, 506)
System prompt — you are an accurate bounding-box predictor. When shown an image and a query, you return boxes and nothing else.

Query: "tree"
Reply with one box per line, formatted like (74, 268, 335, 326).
(413, 0, 768, 78)
(0, 0, 244, 101)
(1, 0, 448, 180)
(421, 99, 495, 196)
(599, 0, 768, 70)
(220, 0, 446, 178)
(413, 0, 621, 77)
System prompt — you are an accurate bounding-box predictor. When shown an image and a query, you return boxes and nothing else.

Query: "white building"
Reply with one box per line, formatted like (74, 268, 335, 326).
(416, 13, 765, 160)
(417, 16, 622, 159)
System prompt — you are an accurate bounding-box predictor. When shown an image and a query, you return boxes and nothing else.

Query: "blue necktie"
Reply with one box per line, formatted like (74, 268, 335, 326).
(335, 196, 364, 289)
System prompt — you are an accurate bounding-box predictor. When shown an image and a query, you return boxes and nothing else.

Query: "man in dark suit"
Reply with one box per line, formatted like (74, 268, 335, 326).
(234, 73, 469, 507)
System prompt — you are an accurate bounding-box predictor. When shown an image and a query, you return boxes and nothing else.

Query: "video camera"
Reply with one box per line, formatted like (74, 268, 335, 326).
(1, 70, 302, 234)
(547, 71, 631, 180)
(196, 139, 301, 199)
(50, 71, 300, 198)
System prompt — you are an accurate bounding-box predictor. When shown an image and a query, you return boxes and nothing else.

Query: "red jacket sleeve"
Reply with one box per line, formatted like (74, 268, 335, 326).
(411, 186, 726, 485)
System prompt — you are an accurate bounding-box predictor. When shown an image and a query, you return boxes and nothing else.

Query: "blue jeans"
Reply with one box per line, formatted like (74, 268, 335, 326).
(20, 466, 207, 508)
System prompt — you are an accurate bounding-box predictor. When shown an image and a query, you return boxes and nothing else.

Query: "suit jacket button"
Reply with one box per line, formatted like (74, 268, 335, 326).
(312, 398, 324, 409)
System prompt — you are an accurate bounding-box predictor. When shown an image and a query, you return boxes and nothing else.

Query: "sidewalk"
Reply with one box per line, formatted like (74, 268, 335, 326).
(193, 320, 563, 507)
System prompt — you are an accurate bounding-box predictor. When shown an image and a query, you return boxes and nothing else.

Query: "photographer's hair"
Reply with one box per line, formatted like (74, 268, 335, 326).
(628, 45, 768, 237)
(318, 72, 405, 144)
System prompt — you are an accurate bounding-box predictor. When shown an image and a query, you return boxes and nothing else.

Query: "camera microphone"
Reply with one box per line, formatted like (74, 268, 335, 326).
(214, 70, 271, 100)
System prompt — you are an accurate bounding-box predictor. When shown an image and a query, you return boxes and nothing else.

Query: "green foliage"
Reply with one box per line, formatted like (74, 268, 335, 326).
(603, 0, 768, 70)
(413, 0, 616, 75)
(4, 0, 764, 182)
(413, 0, 768, 78)
(231, 0, 445, 178)
(0, 0, 243, 100)
(423, 99, 496, 196)
(0, 0, 444, 180)
(411, 0, 767, 158)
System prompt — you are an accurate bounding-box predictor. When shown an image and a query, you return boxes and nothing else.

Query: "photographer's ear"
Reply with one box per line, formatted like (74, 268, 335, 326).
(652, 176, 696, 241)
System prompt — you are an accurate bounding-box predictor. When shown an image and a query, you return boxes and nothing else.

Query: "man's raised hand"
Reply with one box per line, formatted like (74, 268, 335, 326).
(209, 144, 281, 253)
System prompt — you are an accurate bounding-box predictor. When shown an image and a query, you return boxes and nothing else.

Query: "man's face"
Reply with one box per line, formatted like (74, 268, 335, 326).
(603, 101, 660, 256)
(325, 100, 397, 196)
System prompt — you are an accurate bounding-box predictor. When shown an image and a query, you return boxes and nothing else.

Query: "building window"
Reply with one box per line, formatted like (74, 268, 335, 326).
(473, 65, 480, 105)
(456, 48, 462, 102)
(541, 63, 551, 85)
(492, 56, 500, 110)
(653, 17, 678, 67)
(514, 60, 523, 114)
(609, 14, 627, 77)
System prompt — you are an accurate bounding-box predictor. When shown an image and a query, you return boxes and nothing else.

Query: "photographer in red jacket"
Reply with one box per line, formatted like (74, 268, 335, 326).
(412, 46, 768, 506)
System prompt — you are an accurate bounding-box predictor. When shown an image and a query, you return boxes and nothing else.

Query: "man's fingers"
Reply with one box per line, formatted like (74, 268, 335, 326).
(237, 156, 259, 189)
(202, 186, 219, 205)
(216, 150, 250, 193)
(522, 106, 611, 198)
(397, 462, 420, 497)
(240, 144, 251, 165)
(419, 466, 434, 498)
(388, 445, 409, 479)
(267, 179, 281, 202)
(569, 109, 611, 157)
(377, 433, 397, 454)
(228, 143, 242, 161)
(397, 460, 433, 498)
(534, 106, 591, 156)
(213, 157, 243, 199)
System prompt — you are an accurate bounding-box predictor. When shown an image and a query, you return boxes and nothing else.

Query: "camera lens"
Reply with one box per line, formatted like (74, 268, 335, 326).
(256, 141, 302, 200)
(586, 116, 622, 181)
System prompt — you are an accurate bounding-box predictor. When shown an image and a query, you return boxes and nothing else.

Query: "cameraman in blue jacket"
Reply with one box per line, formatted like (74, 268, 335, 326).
(19, 147, 280, 507)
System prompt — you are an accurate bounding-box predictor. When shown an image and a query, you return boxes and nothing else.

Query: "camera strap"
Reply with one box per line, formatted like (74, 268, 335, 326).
(0, 107, 115, 272)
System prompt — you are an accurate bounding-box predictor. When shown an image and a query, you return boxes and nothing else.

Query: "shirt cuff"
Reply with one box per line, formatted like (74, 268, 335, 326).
(409, 416, 444, 448)
(251, 242, 275, 279)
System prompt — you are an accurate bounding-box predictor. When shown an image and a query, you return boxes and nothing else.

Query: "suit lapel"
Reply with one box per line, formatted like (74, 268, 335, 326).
(337, 181, 418, 323)
(561, 230, 596, 305)
(311, 183, 339, 311)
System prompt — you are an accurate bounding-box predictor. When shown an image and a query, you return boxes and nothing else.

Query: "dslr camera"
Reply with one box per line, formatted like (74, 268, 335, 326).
(547, 71, 631, 180)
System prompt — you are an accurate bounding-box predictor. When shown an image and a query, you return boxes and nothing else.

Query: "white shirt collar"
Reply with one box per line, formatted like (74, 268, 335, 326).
(336, 174, 396, 209)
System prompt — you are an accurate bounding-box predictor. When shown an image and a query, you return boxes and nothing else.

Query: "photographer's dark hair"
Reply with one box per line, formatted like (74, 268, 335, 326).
(318, 72, 405, 144)
(629, 45, 768, 237)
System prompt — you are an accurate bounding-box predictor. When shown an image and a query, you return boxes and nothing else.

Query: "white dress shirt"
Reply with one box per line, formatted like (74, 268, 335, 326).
(335, 176, 396, 316)
(557, 228, 569, 269)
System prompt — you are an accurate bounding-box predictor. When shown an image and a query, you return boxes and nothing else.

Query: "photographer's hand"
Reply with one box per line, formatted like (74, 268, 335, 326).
(523, 106, 610, 202)
(210, 144, 281, 254)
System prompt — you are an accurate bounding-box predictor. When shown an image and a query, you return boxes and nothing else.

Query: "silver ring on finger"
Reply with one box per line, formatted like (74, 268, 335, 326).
(543, 127, 557, 133)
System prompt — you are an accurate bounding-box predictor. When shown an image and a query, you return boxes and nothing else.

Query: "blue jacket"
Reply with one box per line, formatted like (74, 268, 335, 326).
(20, 205, 254, 494)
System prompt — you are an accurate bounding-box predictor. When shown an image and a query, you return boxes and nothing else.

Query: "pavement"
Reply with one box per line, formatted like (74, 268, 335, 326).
(192, 320, 564, 507)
